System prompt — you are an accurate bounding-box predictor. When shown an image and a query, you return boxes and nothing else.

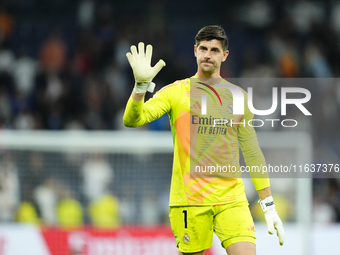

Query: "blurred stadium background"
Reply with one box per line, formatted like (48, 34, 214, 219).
(0, 0, 339, 254)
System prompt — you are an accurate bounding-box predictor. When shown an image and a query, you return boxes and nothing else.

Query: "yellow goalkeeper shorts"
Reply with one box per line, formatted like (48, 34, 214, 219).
(169, 201, 256, 253)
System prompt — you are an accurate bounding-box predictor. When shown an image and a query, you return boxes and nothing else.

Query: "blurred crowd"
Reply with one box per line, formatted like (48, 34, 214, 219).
(0, 150, 172, 228)
(0, 0, 340, 226)
(0, 0, 339, 133)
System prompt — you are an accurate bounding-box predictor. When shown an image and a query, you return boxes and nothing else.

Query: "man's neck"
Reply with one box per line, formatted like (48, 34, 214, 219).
(196, 69, 221, 79)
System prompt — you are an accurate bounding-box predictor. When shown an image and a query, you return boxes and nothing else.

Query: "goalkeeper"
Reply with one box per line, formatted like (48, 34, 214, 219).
(123, 25, 284, 255)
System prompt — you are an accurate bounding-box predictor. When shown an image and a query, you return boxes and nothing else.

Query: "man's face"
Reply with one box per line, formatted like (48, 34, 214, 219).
(194, 39, 229, 75)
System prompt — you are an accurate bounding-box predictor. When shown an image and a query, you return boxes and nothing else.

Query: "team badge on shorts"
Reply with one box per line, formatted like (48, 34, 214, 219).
(183, 233, 190, 243)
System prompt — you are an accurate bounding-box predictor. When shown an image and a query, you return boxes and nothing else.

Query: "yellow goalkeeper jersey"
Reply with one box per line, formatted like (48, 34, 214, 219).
(123, 76, 270, 206)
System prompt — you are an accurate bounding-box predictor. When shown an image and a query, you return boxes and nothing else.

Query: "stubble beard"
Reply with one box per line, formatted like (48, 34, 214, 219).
(199, 60, 217, 74)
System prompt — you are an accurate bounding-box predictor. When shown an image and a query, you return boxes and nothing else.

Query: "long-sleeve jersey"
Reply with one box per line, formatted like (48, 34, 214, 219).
(123, 76, 270, 206)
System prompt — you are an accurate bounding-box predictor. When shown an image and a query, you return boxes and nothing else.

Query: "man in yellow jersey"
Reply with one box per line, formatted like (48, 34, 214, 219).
(123, 25, 284, 255)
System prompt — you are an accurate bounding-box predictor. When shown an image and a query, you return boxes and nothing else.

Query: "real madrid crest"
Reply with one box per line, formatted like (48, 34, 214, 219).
(183, 233, 190, 243)
(228, 103, 233, 114)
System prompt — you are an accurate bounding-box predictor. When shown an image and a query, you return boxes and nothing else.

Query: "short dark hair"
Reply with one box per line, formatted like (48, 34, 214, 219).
(195, 25, 229, 51)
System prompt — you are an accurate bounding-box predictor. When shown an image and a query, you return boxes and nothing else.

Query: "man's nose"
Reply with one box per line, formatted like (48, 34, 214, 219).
(204, 50, 211, 59)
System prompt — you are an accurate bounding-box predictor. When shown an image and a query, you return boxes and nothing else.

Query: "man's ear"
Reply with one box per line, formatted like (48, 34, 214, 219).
(194, 45, 197, 58)
(222, 50, 229, 62)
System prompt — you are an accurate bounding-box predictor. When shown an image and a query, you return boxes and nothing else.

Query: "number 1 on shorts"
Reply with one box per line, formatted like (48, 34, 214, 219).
(182, 210, 188, 228)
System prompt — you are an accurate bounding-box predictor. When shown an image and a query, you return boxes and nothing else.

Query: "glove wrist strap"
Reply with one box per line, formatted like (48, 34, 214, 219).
(134, 82, 156, 93)
(259, 195, 275, 212)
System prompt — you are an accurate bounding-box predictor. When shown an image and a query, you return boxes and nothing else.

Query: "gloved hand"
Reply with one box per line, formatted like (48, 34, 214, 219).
(126, 42, 166, 93)
(259, 196, 285, 246)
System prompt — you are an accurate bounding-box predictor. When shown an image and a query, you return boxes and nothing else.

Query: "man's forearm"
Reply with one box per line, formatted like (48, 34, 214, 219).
(257, 186, 272, 200)
(123, 90, 146, 127)
(132, 89, 146, 101)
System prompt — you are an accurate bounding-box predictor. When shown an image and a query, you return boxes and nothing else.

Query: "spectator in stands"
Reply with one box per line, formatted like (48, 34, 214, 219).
(81, 152, 113, 202)
(15, 201, 40, 224)
(0, 4, 14, 48)
(77, 0, 94, 29)
(21, 152, 47, 203)
(33, 29, 67, 129)
(88, 194, 120, 228)
(119, 182, 137, 224)
(0, 154, 20, 222)
(13, 50, 38, 97)
(33, 176, 60, 226)
(57, 185, 83, 229)
(39, 29, 67, 74)
(140, 187, 159, 225)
